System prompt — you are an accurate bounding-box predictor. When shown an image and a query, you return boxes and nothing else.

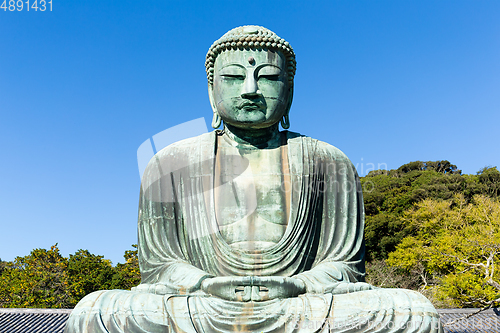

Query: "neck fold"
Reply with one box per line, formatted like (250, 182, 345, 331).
(223, 123, 281, 148)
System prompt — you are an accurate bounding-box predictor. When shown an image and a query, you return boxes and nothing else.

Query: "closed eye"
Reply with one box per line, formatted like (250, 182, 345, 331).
(222, 74, 245, 80)
(258, 75, 280, 81)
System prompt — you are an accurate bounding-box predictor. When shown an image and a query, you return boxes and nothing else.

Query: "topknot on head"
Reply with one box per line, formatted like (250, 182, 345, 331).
(205, 25, 296, 86)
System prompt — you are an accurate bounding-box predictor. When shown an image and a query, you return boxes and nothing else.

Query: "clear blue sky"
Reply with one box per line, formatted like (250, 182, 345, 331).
(1, 1, 499, 265)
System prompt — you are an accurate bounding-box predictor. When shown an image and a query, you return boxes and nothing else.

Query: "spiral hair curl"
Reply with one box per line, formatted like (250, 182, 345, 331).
(205, 25, 296, 86)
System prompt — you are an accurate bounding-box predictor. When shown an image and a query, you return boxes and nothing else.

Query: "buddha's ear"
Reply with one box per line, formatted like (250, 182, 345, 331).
(208, 84, 216, 113)
(208, 84, 221, 129)
(280, 84, 294, 130)
(285, 84, 294, 116)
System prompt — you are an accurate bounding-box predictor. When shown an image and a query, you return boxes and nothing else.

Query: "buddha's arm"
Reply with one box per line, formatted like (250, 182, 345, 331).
(134, 263, 213, 294)
(137, 193, 214, 294)
(291, 144, 373, 295)
(137, 259, 214, 294)
(137, 202, 215, 293)
(293, 261, 374, 294)
(137, 145, 219, 294)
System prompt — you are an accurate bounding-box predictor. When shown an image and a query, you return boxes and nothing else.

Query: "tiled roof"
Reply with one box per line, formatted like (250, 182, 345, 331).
(439, 308, 500, 333)
(1, 307, 499, 332)
(0, 308, 71, 333)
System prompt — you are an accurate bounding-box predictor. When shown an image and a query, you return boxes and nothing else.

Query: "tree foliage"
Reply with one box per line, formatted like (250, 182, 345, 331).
(111, 244, 140, 290)
(387, 195, 500, 308)
(0, 245, 69, 308)
(65, 250, 115, 305)
(361, 161, 500, 260)
(0, 245, 140, 308)
(361, 161, 500, 308)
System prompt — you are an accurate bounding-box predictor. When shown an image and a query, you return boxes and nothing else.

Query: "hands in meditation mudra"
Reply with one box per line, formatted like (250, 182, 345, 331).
(65, 26, 442, 333)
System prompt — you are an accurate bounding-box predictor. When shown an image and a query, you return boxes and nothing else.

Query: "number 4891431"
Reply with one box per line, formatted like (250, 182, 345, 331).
(1, 0, 53, 11)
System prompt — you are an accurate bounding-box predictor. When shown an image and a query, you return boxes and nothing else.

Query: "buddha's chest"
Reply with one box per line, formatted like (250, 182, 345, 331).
(214, 144, 289, 251)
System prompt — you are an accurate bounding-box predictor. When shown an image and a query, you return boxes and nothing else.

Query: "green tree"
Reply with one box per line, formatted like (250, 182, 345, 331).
(0, 259, 6, 275)
(111, 244, 141, 290)
(0, 245, 70, 308)
(0, 245, 141, 308)
(387, 195, 500, 308)
(65, 249, 115, 305)
(477, 166, 500, 198)
(361, 161, 499, 260)
(0, 259, 10, 306)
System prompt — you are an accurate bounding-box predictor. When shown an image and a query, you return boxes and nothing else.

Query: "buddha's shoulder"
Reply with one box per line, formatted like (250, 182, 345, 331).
(154, 131, 215, 159)
(141, 132, 214, 180)
(285, 131, 352, 163)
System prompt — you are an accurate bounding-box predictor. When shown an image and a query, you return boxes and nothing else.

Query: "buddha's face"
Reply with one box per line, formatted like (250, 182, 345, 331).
(210, 49, 292, 130)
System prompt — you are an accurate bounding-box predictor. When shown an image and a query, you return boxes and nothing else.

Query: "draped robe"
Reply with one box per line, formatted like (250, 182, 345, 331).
(65, 131, 442, 333)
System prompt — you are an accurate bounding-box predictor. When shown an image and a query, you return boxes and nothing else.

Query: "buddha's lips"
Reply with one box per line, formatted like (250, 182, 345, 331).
(239, 101, 265, 111)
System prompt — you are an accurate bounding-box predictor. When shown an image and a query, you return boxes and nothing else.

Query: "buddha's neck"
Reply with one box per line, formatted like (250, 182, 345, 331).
(223, 123, 281, 148)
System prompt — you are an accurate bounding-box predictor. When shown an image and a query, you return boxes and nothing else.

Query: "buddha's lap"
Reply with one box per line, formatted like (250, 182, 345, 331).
(66, 288, 441, 332)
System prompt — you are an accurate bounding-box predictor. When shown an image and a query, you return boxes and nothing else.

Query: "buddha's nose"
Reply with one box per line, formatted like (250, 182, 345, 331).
(241, 75, 260, 98)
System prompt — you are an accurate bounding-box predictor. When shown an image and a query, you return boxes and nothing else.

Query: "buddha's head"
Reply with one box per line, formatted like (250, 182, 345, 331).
(206, 26, 296, 130)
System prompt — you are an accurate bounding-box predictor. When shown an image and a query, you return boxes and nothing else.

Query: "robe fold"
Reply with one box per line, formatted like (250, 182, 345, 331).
(138, 131, 364, 290)
(64, 131, 442, 333)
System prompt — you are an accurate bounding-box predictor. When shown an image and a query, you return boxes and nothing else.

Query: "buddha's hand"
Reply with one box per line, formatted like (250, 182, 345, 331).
(328, 282, 375, 294)
(201, 276, 253, 301)
(251, 276, 306, 301)
(201, 276, 306, 302)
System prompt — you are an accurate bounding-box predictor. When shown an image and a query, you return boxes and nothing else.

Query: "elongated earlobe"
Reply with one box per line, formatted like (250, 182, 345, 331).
(212, 112, 222, 129)
(281, 114, 290, 129)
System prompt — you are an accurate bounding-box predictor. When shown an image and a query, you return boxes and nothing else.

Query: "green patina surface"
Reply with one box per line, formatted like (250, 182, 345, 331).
(65, 26, 442, 333)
